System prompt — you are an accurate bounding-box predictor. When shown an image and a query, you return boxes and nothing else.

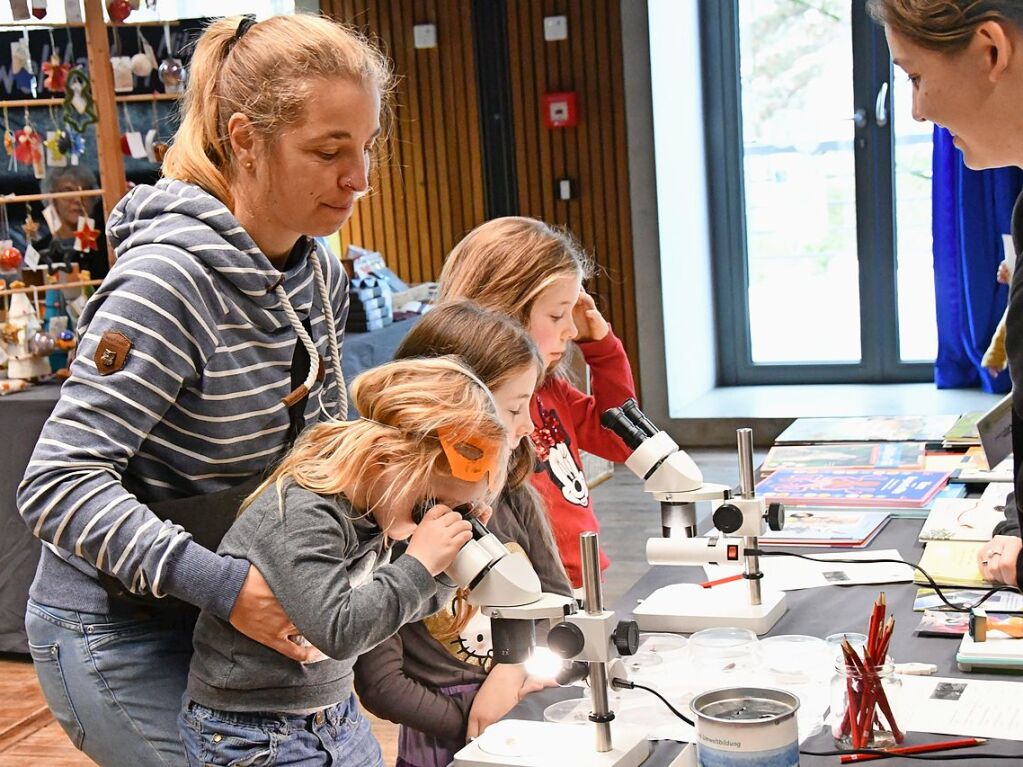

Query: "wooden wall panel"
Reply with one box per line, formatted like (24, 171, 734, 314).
(320, 0, 638, 381)
(322, 0, 486, 284)
(505, 0, 639, 378)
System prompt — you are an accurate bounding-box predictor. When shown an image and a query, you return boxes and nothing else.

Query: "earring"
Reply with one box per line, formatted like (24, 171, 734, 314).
(245, 161, 253, 169)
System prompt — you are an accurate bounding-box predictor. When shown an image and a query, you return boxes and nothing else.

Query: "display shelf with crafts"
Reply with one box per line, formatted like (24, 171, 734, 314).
(1, 0, 187, 272)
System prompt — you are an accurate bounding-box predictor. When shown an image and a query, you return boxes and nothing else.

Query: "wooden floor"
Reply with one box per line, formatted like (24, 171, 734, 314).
(0, 654, 399, 765)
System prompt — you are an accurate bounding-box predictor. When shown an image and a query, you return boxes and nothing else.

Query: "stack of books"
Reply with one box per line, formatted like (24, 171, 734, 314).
(347, 275, 394, 332)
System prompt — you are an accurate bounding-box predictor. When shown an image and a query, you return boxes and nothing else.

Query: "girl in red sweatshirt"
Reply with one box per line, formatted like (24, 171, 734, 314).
(438, 217, 637, 587)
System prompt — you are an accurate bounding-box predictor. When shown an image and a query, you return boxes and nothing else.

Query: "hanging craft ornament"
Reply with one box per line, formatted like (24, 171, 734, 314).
(44, 130, 67, 167)
(2, 106, 15, 172)
(107, 0, 131, 23)
(42, 29, 69, 92)
(111, 56, 133, 92)
(0, 246, 22, 272)
(64, 129, 85, 166)
(157, 24, 185, 92)
(62, 68, 99, 133)
(43, 54, 69, 92)
(23, 214, 39, 243)
(74, 216, 99, 253)
(18, 109, 45, 179)
(30, 0, 46, 20)
(11, 38, 37, 96)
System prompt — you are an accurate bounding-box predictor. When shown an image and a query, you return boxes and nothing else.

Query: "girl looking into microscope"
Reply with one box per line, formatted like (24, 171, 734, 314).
(354, 301, 572, 767)
(177, 357, 507, 766)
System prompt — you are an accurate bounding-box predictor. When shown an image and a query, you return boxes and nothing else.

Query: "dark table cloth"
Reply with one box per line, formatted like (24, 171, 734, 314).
(507, 518, 1023, 765)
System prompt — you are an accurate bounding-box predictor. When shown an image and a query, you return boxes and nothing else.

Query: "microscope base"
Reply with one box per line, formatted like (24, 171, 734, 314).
(453, 719, 650, 767)
(633, 582, 787, 635)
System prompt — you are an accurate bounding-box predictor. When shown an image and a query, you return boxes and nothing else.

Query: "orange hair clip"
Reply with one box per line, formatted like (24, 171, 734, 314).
(437, 426, 500, 483)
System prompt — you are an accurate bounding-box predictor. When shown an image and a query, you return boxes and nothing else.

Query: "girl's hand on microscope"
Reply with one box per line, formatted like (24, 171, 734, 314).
(406, 505, 472, 576)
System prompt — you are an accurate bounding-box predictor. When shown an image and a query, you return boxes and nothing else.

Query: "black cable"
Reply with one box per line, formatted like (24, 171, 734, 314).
(616, 678, 1021, 760)
(610, 678, 694, 726)
(749, 549, 1022, 613)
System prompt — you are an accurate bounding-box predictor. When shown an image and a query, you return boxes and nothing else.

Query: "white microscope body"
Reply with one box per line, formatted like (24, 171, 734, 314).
(602, 400, 788, 635)
(440, 515, 649, 767)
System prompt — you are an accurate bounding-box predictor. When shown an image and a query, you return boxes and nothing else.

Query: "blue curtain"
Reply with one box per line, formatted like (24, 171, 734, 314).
(932, 126, 1022, 392)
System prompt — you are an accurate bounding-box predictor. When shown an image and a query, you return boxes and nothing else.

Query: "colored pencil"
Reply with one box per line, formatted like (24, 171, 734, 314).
(840, 737, 985, 763)
(699, 573, 743, 589)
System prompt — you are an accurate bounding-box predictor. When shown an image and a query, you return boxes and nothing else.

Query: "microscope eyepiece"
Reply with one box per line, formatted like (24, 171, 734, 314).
(620, 399, 659, 438)
(600, 407, 647, 450)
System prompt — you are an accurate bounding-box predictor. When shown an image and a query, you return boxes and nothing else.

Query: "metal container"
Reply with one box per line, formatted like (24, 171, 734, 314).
(691, 687, 800, 767)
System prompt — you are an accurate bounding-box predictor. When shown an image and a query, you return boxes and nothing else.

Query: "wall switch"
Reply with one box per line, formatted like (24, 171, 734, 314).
(414, 24, 437, 49)
(544, 15, 568, 41)
(558, 178, 573, 200)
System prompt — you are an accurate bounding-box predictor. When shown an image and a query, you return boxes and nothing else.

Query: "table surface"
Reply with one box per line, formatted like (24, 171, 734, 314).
(508, 518, 1023, 766)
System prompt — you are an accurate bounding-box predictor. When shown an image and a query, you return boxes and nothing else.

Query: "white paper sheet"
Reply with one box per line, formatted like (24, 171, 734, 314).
(893, 675, 1023, 741)
(701, 549, 913, 591)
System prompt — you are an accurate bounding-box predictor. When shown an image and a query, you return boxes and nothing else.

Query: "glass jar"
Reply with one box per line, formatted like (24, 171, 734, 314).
(830, 654, 903, 749)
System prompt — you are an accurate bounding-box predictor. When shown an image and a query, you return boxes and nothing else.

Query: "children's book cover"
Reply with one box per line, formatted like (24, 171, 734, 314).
(761, 443, 925, 475)
(756, 468, 950, 508)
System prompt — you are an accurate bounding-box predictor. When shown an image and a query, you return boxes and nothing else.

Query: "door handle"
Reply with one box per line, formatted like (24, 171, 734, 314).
(874, 81, 889, 127)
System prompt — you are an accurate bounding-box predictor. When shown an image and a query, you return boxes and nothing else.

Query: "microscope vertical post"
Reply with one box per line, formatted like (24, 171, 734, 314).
(580, 532, 613, 753)
(737, 428, 762, 607)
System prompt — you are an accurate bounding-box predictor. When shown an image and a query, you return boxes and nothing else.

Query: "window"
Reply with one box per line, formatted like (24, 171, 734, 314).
(705, 0, 933, 384)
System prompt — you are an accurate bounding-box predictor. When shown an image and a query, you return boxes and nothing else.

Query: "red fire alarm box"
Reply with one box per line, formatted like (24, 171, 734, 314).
(542, 92, 577, 128)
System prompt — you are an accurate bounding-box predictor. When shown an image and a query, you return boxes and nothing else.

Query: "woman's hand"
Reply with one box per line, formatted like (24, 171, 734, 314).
(572, 290, 609, 344)
(977, 535, 1023, 586)
(997, 260, 1011, 285)
(230, 565, 325, 663)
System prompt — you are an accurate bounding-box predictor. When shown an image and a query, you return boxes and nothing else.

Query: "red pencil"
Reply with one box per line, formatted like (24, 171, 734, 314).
(700, 573, 743, 589)
(839, 737, 985, 763)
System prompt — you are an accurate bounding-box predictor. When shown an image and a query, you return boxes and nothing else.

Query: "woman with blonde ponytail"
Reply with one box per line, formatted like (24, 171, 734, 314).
(19, 14, 392, 766)
(179, 358, 506, 766)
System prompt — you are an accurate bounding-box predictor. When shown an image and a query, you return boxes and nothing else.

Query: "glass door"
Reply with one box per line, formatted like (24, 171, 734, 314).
(708, 0, 934, 384)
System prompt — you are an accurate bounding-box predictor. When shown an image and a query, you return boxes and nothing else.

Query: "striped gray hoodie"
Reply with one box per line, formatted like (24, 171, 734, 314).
(18, 178, 349, 620)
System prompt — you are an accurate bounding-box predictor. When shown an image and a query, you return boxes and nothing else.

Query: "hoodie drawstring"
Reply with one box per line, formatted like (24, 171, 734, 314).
(276, 248, 348, 419)
(309, 251, 347, 419)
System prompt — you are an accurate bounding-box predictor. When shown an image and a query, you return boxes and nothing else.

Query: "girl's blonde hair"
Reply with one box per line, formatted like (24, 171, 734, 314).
(438, 217, 595, 327)
(163, 14, 393, 208)
(867, 0, 1023, 52)
(396, 301, 571, 642)
(244, 357, 508, 524)
(395, 300, 543, 489)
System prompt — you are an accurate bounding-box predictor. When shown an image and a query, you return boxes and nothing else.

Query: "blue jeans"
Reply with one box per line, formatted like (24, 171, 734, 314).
(179, 694, 384, 767)
(25, 598, 196, 766)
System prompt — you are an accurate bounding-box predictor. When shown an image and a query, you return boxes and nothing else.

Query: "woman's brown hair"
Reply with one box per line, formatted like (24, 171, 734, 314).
(867, 0, 1023, 52)
(163, 14, 393, 208)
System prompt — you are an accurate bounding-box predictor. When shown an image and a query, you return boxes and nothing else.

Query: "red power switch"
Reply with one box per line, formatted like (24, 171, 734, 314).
(542, 92, 577, 128)
(726, 544, 740, 561)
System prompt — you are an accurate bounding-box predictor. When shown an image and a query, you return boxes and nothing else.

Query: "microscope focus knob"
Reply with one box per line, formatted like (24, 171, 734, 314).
(547, 622, 585, 659)
(713, 503, 744, 534)
(612, 620, 640, 657)
(766, 502, 785, 532)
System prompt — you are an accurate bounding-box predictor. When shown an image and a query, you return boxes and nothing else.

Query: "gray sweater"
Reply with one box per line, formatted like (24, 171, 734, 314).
(18, 179, 348, 620)
(187, 482, 450, 712)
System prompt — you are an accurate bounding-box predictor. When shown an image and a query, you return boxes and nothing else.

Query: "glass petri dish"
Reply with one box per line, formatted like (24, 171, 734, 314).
(688, 626, 759, 673)
(637, 632, 688, 654)
(761, 634, 830, 684)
